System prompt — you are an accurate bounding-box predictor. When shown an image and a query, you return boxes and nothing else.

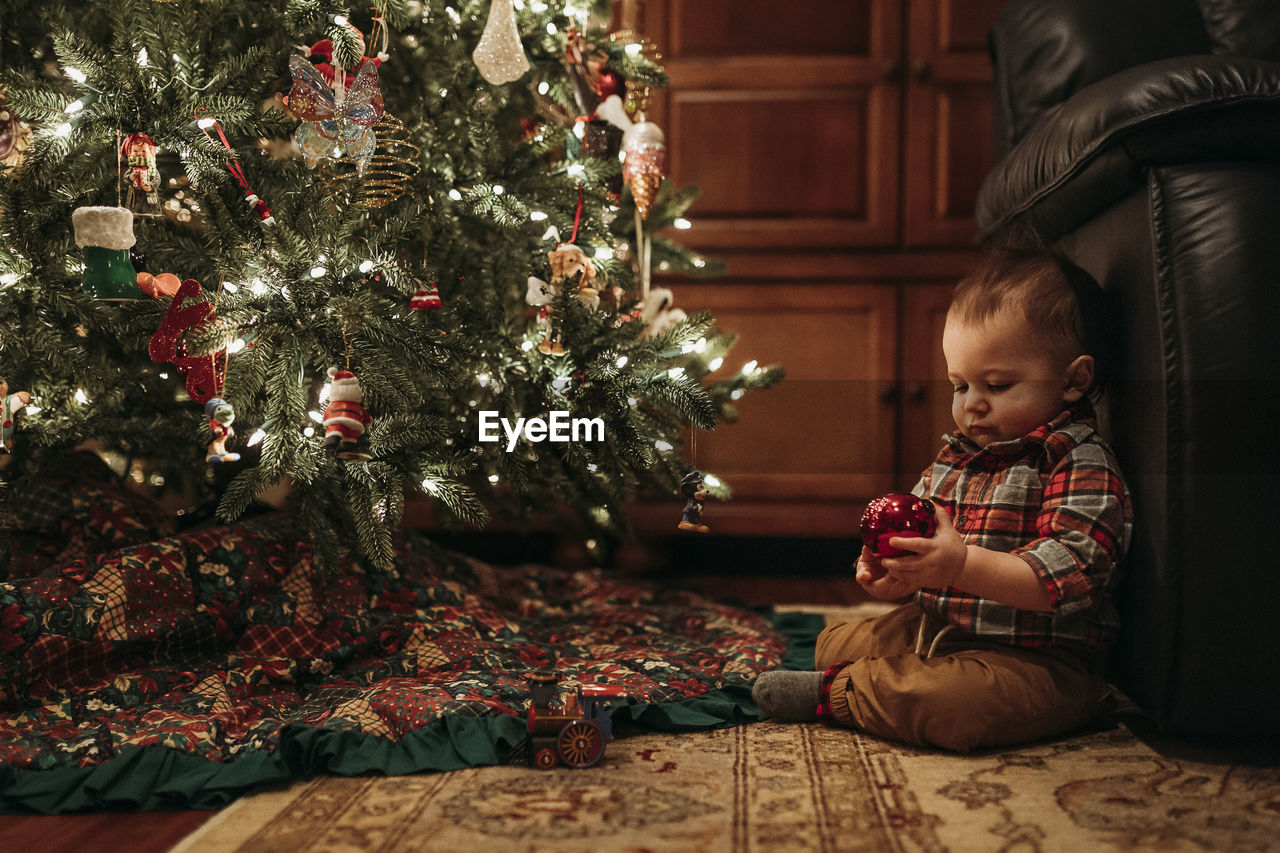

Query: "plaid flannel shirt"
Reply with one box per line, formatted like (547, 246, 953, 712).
(911, 404, 1133, 652)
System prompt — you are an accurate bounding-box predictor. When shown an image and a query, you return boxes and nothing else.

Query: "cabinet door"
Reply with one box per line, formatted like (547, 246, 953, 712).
(902, 0, 1000, 246)
(667, 282, 900, 536)
(642, 0, 903, 250)
(898, 282, 956, 485)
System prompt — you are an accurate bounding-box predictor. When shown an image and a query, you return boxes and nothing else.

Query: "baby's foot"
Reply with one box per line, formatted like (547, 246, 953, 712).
(751, 670, 822, 722)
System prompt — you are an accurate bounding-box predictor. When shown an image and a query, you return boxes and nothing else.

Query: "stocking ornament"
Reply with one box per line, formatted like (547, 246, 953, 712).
(473, 0, 530, 85)
(72, 206, 146, 300)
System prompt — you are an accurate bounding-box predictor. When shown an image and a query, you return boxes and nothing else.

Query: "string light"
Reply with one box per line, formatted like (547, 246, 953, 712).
(654, 439, 674, 451)
(64, 67, 86, 83)
(248, 429, 266, 446)
(359, 260, 375, 273)
(615, 355, 628, 368)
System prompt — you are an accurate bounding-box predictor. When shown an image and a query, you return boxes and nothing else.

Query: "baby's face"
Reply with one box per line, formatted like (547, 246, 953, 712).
(942, 310, 1083, 448)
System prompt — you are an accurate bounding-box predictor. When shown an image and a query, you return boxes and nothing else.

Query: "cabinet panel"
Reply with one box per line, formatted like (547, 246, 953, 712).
(903, 0, 999, 246)
(667, 0, 874, 57)
(685, 283, 898, 503)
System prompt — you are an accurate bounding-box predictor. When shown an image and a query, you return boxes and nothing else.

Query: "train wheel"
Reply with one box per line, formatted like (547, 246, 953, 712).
(556, 720, 605, 768)
(533, 746, 558, 770)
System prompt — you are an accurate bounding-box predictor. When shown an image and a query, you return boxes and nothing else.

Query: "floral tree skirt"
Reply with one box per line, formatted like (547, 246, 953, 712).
(0, 480, 805, 813)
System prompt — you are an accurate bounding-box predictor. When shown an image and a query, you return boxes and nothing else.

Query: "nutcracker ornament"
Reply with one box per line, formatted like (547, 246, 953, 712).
(859, 493, 938, 558)
(678, 468, 710, 533)
(323, 367, 373, 460)
(0, 377, 31, 454)
(72, 206, 146, 300)
(121, 132, 162, 217)
(204, 397, 241, 463)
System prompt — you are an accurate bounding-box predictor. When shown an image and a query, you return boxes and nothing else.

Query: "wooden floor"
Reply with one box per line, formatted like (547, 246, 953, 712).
(0, 559, 868, 851)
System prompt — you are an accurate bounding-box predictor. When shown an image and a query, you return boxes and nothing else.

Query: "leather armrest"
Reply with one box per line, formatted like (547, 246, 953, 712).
(977, 55, 1280, 240)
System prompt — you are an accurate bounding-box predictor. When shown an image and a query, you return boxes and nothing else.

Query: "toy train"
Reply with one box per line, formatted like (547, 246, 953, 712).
(526, 671, 627, 769)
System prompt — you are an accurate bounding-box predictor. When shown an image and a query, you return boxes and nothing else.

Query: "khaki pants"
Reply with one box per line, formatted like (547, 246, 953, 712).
(815, 602, 1113, 753)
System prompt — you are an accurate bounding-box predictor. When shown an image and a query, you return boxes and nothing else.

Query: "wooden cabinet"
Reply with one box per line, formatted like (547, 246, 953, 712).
(619, 0, 1001, 538)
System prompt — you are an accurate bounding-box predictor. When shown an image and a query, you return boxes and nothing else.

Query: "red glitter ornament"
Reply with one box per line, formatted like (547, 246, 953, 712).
(148, 278, 226, 404)
(860, 493, 938, 558)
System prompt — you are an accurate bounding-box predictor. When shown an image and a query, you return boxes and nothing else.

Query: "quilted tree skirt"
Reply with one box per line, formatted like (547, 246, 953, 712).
(0, 488, 817, 814)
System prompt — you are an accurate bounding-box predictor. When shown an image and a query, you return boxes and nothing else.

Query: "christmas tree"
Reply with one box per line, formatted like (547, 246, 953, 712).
(0, 0, 781, 571)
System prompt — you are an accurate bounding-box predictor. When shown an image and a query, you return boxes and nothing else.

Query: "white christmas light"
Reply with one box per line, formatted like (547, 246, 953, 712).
(421, 478, 439, 494)
(304, 426, 315, 438)
(359, 260, 375, 273)
(64, 100, 83, 115)
(64, 67, 86, 83)
(530, 211, 548, 221)
(731, 388, 745, 400)
(477, 373, 490, 386)
(227, 338, 247, 354)
(136, 47, 148, 66)
(333, 14, 348, 25)
(668, 367, 685, 379)
(654, 439, 674, 451)
(248, 429, 266, 446)
(74, 388, 89, 404)
(492, 184, 504, 195)
(24, 404, 41, 416)
(0, 273, 18, 286)
(221, 281, 238, 293)
(674, 218, 692, 230)
(310, 266, 326, 278)
(567, 163, 586, 178)
(537, 81, 550, 95)
(695, 337, 708, 353)
(709, 357, 724, 371)
(448, 189, 463, 200)
(615, 355, 628, 368)
(705, 474, 723, 488)
(742, 360, 758, 374)
(54, 122, 72, 137)
(308, 410, 324, 423)
(488, 474, 500, 483)
(693, 258, 706, 269)
(197, 117, 216, 129)
(521, 340, 534, 351)
(546, 22, 557, 35)
(572, 122, 585, 140)
(593, 247, 613, 260)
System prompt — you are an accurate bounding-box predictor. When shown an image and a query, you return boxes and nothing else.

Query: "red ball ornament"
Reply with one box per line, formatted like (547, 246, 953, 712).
(860, 493, 938, 558)
(596, 71, 623, 99)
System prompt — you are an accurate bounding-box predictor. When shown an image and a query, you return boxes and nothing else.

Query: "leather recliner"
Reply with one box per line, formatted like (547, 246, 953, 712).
(977, 0, 1280, 738)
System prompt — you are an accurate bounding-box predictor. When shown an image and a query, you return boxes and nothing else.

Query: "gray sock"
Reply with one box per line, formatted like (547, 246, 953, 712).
(752, 670, 822, 722)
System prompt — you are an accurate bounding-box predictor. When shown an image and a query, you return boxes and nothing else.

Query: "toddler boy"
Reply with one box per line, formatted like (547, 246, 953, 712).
(753, 247, 1133, 752)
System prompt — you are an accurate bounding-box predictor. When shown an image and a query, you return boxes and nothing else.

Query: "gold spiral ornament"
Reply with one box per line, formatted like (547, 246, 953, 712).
(320, 113, 421, 208)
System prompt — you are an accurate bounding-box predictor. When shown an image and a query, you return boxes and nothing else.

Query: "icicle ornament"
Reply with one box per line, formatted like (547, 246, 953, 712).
(473, 0, 530, 85)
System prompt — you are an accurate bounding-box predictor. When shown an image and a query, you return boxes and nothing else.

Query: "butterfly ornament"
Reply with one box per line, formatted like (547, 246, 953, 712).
(284, 52, 385, 174)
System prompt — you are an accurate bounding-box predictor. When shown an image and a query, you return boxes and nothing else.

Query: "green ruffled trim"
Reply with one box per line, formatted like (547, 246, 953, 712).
(0, 610, 825, 814)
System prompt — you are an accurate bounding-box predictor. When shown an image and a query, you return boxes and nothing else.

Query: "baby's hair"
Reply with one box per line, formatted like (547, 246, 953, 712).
(950, 245, 1115, 399)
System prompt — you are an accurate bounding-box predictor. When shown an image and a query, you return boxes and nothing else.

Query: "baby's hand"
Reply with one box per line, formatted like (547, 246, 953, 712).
(855, 546, 919, 600)
(879, 504, 967, 590)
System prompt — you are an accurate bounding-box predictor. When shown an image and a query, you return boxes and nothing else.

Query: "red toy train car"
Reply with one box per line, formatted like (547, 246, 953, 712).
(526, 671, 627, 769)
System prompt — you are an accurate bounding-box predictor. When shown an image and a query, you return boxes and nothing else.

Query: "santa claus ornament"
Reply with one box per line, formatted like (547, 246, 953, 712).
(323, 367, 373, 461)
(859, 493, 938, 558)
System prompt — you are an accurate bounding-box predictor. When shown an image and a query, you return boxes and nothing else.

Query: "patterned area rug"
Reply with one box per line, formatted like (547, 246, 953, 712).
(172, 719, 1280, 852)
